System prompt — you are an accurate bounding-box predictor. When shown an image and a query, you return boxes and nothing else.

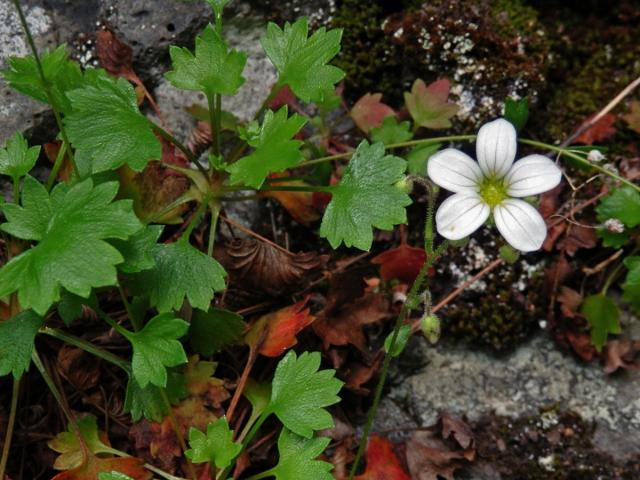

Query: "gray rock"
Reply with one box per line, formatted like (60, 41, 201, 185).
(387, 333, 640, 462)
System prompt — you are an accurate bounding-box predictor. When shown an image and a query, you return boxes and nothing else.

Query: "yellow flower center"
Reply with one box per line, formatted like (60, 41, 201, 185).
(479, 177, 508, 208)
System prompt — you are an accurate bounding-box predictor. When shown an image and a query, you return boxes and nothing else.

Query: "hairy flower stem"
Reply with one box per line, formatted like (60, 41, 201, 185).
(11, 0, 80, 179)
(208, 203, 220, 256)
(0, 378, 20, 479)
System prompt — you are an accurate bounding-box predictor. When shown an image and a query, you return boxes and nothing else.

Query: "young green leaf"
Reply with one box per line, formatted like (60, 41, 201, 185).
(244, 380, 272, 419)
(580, 294, 620, 351)
(189, 307, 245, 356)
(110, 225, 163, 274)
(121, 313, 189, 388)
(320, 140, 411, 251)
(165, 24, 246, 96)
(266, 350, 342, 438)
(0, 310, 42, 379)
(262, 17, 344, 103)
(406, 143, 441, 176)
(261, 429, 333, 480)
(595, 186, 640, 228)
(1, 44, 83, 114)
(370, 116, 413, 145)
(57, 290, 97, 327)
(0, 177, 141, 315)
(124, 371, 186, 422)
(206, 0, 231, 18)
(49, 415, 121, 470)
(622, 256, 640, 313)
(383, 324, 412, 357)
(185, 417, 242, 469)
(404, 79, 459, 129)
(65, 76, 161, 174)
(596, 228, 629, 249)
(225, 107, 307, 188)
(0, 132, 41, 180)
(98, 472, 135, 480)
(131, 238, 226, 312)
(504, 97, 529, 132)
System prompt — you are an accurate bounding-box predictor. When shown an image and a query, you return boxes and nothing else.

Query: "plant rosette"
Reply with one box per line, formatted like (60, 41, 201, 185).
(427, 118, 562, 252)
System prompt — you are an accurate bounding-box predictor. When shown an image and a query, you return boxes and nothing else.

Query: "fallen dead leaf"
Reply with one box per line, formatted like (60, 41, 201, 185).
(603, 339, 640, 374)
(57, 346, 101, 391)
(622, 100, 640, 134)
(371, 243, 428, 284)
(350, 93, 396, 133)
(556, 225, 597, 256)
(261, 174, 322, 226)
(574, 113, 617, 145)
(355, 435, 410, 480)
(51, 456, 150, 480)
(343, 353, 383, 395)
(557, 287, 583, 319)
(566, 330, 597, 362)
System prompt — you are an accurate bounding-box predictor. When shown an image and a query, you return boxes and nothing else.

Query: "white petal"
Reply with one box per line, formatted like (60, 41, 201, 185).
(435, 192, 490, 240)
(505, 154, 562, 197)
(476, 118, 517, 178)
(493, 199, 547, 252)
(427, 148, 482, 193)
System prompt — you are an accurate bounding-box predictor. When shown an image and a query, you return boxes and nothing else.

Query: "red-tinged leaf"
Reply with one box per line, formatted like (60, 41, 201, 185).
(603, 339, 640, 374)
(51, 456, 151, 480)
(566, 331, 597, 362)
(574, 113, 617, 145)
(371, 244, 428, 284)
(355, 435, 410, 480)
(350, 93, 395, 133)
(404, 79, 459, 129)
(261, 175, 322, 226)
(96, 29, 136, 82)
(269, 85, 297, 110)
(245, 298, 316, 357)
(622, 100, 640, 134)
(557, 287, 583, 319)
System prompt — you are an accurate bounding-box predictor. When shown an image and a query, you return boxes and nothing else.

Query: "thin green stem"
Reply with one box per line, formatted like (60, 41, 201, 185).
(601, 247, 638, 295)
(182, 199, 209, 241)
(12, 0, 79, 178)
(149, 121, 209, 177)
(209, 93, 222, 159)
(160, 390, 198, 480)
(207, 204, 220, 257)
(225, 185, 332, 194)
(96, 308, 131, 339)
(519, 139, 640, 192)
(46, 141, 68, 190)
(0, 377, 20, 479)
(217, 412, 270, 480)
(348, 240, 449, 479)
(143, 192, 195, 224)
(40, 327, 130, 372)
(144, 463, 189, 480)
(119, 285, 140, 332)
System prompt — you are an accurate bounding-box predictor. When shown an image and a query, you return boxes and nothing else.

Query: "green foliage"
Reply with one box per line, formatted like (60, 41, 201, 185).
(596, 187, 640, 228)
(580, 294, 620, 351)
(384, 324, 411, 357)
(98, 473, 134, 480)
(262, 17, 344, 103)
(189, 307, 245, 356)
(166, 23, 246, 96)
(266, 351, 342, 438)
(48, 415, 121, 469)
(504, 97, 529, 131)
(1, 44, 82, 113)
(225, 107, 307, 188)
(57, 291, 96, 326)
(597, 228, 629, 248)
(370, 116, 413, 145)
(0, 177, 141, 315)
(0, 310, 42, 379)
(131, 238, 226, 312)
(406, 143, 441, 176)
(124, 371, 186, 422)
(623, 256, 640, 313)
(262, 428, 333, 480)
(65, 76, 161, 174)
(186, 417, 242, 468)
(404, 79, 459, 130)
(0, 132, 40, 181)
(121, 313, 189, 388)
(111, 225, 163, 274)
(320, 140, 411, 251)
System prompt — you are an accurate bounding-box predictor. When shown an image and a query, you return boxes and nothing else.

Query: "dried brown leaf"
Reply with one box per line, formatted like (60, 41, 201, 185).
(557, 287, 583, 319)
(604, 339, 640, 374)
(57, 346, 100, 391)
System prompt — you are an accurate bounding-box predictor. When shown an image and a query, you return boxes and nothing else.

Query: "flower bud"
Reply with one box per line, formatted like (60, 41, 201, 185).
(420, 314, 441, 344)
(603, 218, 624, 234)
(587, 149, 605, 162)
(499, 244, 520, 264)
(394, 177, 413, 194)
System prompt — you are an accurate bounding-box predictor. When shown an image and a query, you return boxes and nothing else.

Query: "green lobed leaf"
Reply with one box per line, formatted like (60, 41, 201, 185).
(185, 417, 242, 468)
(370, 116, 413, 145)
(244, 380, 272, 419)
(131, 238, 226, 312)
(580, 294, 620, 352)
(596, 227, 629, 249)
(595, 186, 640, 228)
(165, 23, 246, 96)
(266, 350, 342, 438)
(262, 17, 344, 103)
(206, 0, 231, 17)
(121, 313, 189, 388)
(263, 428, 333, 480)
(48, 415, 121, 470)
(404, 79, 459, 129)
(124, 371, 186, 422)
(0, 132, 40, 180)
(0, 177, 142, 315)
(225, 107, 307, 188)
(622, 256, 640, 313)
(110, 225, 164, 274)
(1, 44, 83, 114)
(383, 324, 411, 358)
(406, 143, 441, 176)
(65, 76, 161, 174)
(320, 140, 412, 251)
(189, 307, 245, 356)
(0, 310, 43, 379)
(504, 97, 529, 132)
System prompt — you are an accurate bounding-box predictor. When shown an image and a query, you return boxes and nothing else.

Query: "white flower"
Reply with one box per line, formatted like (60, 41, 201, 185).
(427, 118, 562, 252)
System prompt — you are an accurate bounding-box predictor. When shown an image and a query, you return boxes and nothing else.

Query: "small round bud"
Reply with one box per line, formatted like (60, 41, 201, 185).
(420, 314, 441, 344)
(394, 177, 413, 194)
(499, 244, 520, 264)
(603, 218, 624, 234)
(587, 149, 605, 162)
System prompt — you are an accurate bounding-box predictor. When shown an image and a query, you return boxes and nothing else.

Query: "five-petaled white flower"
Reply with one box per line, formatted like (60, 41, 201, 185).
(427, 118, 562, 252)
